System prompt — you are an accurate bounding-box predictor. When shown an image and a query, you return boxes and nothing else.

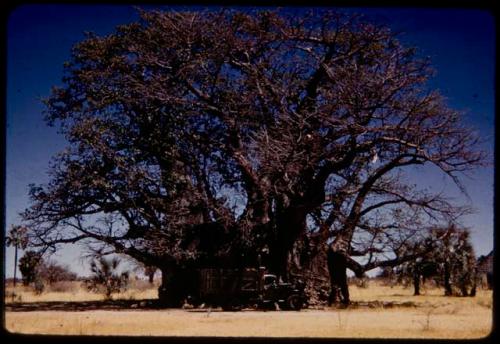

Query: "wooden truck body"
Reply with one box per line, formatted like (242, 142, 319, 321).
(190, 267, 307, 311)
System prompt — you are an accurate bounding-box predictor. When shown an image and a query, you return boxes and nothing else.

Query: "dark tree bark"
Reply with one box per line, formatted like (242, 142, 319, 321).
(327, 246, 350, 305)
(271, 206, 308, 280)
(158, 266, 187, 308)
(413, 272, 421, 296)
(444, 261, 452, 296)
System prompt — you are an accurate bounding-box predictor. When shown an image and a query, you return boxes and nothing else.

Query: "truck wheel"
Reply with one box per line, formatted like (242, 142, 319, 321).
(286, 295, 303, 311)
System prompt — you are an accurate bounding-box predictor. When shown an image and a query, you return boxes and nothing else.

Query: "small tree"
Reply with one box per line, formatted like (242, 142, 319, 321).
(18, 251, 43, 286)
(37, 260, 78, 284)
(393, 225, 477, 297)
(5, 225, 28, 286)
(86, 257, 129, 299)
(444, 227, 477, 296)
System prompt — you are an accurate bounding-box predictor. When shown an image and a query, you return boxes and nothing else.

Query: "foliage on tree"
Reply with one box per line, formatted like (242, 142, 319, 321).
(18, 251, 43, 286)
(6, 225, 29, 249)
(21, 9, 486, 305)
(393, 224, 477, 296)
(84, 256, 129, 299)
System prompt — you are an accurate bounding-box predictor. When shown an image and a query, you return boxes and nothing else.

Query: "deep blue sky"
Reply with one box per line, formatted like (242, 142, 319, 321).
(5, 5, 495, 277)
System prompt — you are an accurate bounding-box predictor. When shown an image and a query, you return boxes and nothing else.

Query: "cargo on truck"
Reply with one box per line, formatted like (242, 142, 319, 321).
(186, 266, 308, 311)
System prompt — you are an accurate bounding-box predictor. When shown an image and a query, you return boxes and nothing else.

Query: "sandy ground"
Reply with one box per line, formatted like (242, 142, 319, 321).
(5, 307, 493, 338)
(4, 282, 493, 339)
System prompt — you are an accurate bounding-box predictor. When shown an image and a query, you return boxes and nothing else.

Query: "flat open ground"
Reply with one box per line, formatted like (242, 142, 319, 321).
(4, 281, 493, 339)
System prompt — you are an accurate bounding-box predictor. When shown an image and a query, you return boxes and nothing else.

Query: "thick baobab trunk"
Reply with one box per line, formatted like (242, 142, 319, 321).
(269, 243, 291, 281)
(158, 265, 187, 308)
(327, 245, 350, 305)
(158, 265, 201, 307)
(270, 207, 308, 281)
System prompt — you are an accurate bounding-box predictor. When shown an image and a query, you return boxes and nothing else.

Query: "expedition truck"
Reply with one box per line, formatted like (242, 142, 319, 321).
(187, 267, 308, 311)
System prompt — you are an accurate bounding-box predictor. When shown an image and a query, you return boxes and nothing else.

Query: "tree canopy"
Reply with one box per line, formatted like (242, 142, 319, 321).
(21, 9, 486, 305)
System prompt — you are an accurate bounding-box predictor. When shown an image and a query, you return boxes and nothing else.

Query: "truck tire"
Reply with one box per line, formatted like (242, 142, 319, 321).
(286, 294, 303, 311)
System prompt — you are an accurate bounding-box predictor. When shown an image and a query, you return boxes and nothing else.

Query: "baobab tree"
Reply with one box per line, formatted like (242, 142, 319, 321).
(21, 9, 486, 306)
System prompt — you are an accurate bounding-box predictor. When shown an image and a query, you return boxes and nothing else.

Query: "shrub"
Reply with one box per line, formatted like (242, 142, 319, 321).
(85, 257, 129, 299)
(37, 260, 78, 284)
(34, 278, 45, 295)
(18, 252, 78, 289)
(356, 277, 369, 288)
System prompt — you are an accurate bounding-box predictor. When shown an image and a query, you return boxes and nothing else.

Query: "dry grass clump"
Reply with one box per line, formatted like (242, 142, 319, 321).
(46, 281, 76, 293)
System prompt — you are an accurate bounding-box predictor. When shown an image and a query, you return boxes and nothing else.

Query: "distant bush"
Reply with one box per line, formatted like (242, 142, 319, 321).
(34, 278, 45, 295)
(355, 277, 369, 288)
(5, 290, 17, 302)
(85, 257, 129, 299)
(37, 260, 78, 284)
(18, 252, 78, 289)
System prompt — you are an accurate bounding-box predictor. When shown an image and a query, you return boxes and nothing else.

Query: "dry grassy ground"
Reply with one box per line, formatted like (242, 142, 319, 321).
(4, 280, 493, 339)
(5, 280, 159, 303)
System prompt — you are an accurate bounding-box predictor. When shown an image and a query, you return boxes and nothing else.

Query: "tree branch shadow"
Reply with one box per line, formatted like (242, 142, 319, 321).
(5, 298, 162, 312)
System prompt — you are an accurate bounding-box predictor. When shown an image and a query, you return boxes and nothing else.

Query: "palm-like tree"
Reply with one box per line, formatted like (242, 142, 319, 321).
(5, 225, 28, 287)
